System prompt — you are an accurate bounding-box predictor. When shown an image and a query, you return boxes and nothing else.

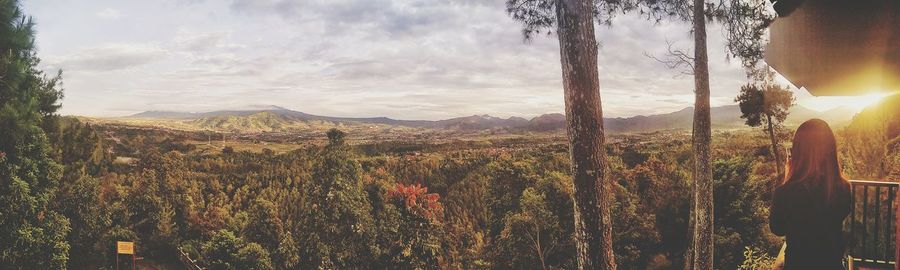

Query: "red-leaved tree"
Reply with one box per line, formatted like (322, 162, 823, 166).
(387, 183, 444, 221)
(382, 183, 446, 268)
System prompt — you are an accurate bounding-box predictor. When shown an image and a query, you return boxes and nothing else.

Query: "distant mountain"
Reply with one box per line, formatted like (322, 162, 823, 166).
(785, 105, 856, 126)
(527, 113, 566, 131)
(431, 115, 529, 130)
(599, 105, 746, 133)
(542, 104, 855, 133)
(127, 106, 432, 127)
(129, 111, 203, 119)
(125, 104, 857, 134)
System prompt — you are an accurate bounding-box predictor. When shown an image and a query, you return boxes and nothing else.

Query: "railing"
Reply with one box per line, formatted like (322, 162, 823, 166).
(848, 180, 898, 268)
(178, 248, 204, 270)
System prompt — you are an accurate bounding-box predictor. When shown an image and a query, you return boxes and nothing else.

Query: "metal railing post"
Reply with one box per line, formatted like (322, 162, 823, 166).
(847, 180, 899, 268)
(896, 185, 900, 270)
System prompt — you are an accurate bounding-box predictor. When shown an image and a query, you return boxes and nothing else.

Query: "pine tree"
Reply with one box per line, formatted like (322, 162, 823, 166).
(0, 0, 70, 268)
(636, 1, 775, 268)
(505, 1, 638, 267)
(735, 75, 794, 187)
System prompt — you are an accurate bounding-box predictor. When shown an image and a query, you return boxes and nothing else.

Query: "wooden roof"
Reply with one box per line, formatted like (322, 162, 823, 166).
(765, 0, 899, 96)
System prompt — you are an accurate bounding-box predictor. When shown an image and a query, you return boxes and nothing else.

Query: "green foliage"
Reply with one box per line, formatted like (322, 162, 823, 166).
(497, 188, 562, 270)
(298, 133, 375, 268)
(0, 0, 69, 268)
(47, 117, 112, 175)
(244, 199, 299, 269)
(610, 176, 662, 269)
(201, 230, 274, 270)
(54, 175, 111, 269)
(735, 82, 793, 128)
(327, 128, 347, 146)
(22, 118, 828, 270)
(504, 0, 639, 40)
(712, 157, 780, 269)
(0, 127, 71, 269)
(737, 246, 775, 270)
(378, 183, 445, 269)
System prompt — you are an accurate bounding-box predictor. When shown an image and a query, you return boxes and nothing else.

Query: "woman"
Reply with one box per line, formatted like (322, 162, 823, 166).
(770, 119, 851, 270)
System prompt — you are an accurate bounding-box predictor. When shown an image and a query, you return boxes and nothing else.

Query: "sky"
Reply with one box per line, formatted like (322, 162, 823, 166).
(22, 0, 866, 120)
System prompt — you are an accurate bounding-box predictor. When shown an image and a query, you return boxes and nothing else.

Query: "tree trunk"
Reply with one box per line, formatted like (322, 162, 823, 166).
(555, 0, 616, 269)
(684, 180, 696, 270)
(766, 114, 784, 188)
(690, 0, 714, 269)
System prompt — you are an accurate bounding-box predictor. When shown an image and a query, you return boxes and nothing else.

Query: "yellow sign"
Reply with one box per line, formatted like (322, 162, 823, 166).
(117, 241, 134, 255)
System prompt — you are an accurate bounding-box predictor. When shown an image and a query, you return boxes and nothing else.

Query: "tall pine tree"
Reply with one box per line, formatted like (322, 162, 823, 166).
(0, 0, 70, 268)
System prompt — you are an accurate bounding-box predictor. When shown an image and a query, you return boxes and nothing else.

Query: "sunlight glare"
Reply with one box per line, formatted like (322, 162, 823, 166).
(799, 92, 892, 113)
(846, 92, 891, 109)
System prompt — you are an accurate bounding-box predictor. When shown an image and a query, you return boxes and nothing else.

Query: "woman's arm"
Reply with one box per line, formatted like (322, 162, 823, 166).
(770, 187, 788, 236)
(838, 182, 852, 219)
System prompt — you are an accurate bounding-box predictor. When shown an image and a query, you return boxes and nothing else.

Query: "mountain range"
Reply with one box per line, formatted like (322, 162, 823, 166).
(123, 105, 857, 134)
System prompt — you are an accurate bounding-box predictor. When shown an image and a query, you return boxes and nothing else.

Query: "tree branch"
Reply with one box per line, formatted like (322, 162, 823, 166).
(644, 40, 695, 75)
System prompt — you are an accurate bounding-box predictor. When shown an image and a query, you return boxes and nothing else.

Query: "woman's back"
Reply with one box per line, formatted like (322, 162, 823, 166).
(769, 119, 851, 269)
(770, 178, 851, 269)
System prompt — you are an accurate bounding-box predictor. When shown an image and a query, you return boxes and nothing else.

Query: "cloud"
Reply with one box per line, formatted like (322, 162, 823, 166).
(30, 0, 759, 119)
(49, 44, 169, 71)
(228, 0, 476, 36)
(173, 30, 243, 52)
(96, 8, 122, 19)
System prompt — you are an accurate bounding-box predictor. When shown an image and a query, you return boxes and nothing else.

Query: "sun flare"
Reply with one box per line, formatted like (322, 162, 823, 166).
(800, 92, 893, 113)
(844, 92, 892, 109)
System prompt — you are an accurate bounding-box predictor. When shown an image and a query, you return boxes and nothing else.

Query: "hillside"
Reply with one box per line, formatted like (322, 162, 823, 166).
(190, 112, 320, 133)
(840, 93, 900, 180)
(118, 104, 855, 134)
(845, 93, 900, 140)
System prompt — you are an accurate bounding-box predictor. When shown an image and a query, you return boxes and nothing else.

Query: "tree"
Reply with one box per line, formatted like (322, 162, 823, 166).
(244, 199, 299, 269)
(506, 0, 636, 268)
(326, 128, 347, 146)
(54, 175, 111, 269)
(498, 188, 562, 270)
(124, 169, 180, 260)
(638, 1, 775, 268)
(629, 0, 714, 267)
(381, 183, 445, 269)
(735, 77, 794, 186)
(297, 129, 375, 268)
(711, 157, 780, 269)
(0, 0, 70, 268)
(201, 230, 274, 270)
(688, 1, 714, 268)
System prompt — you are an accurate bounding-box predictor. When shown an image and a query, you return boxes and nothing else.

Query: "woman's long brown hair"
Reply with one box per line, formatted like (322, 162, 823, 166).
(782, 119, 848, 202)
